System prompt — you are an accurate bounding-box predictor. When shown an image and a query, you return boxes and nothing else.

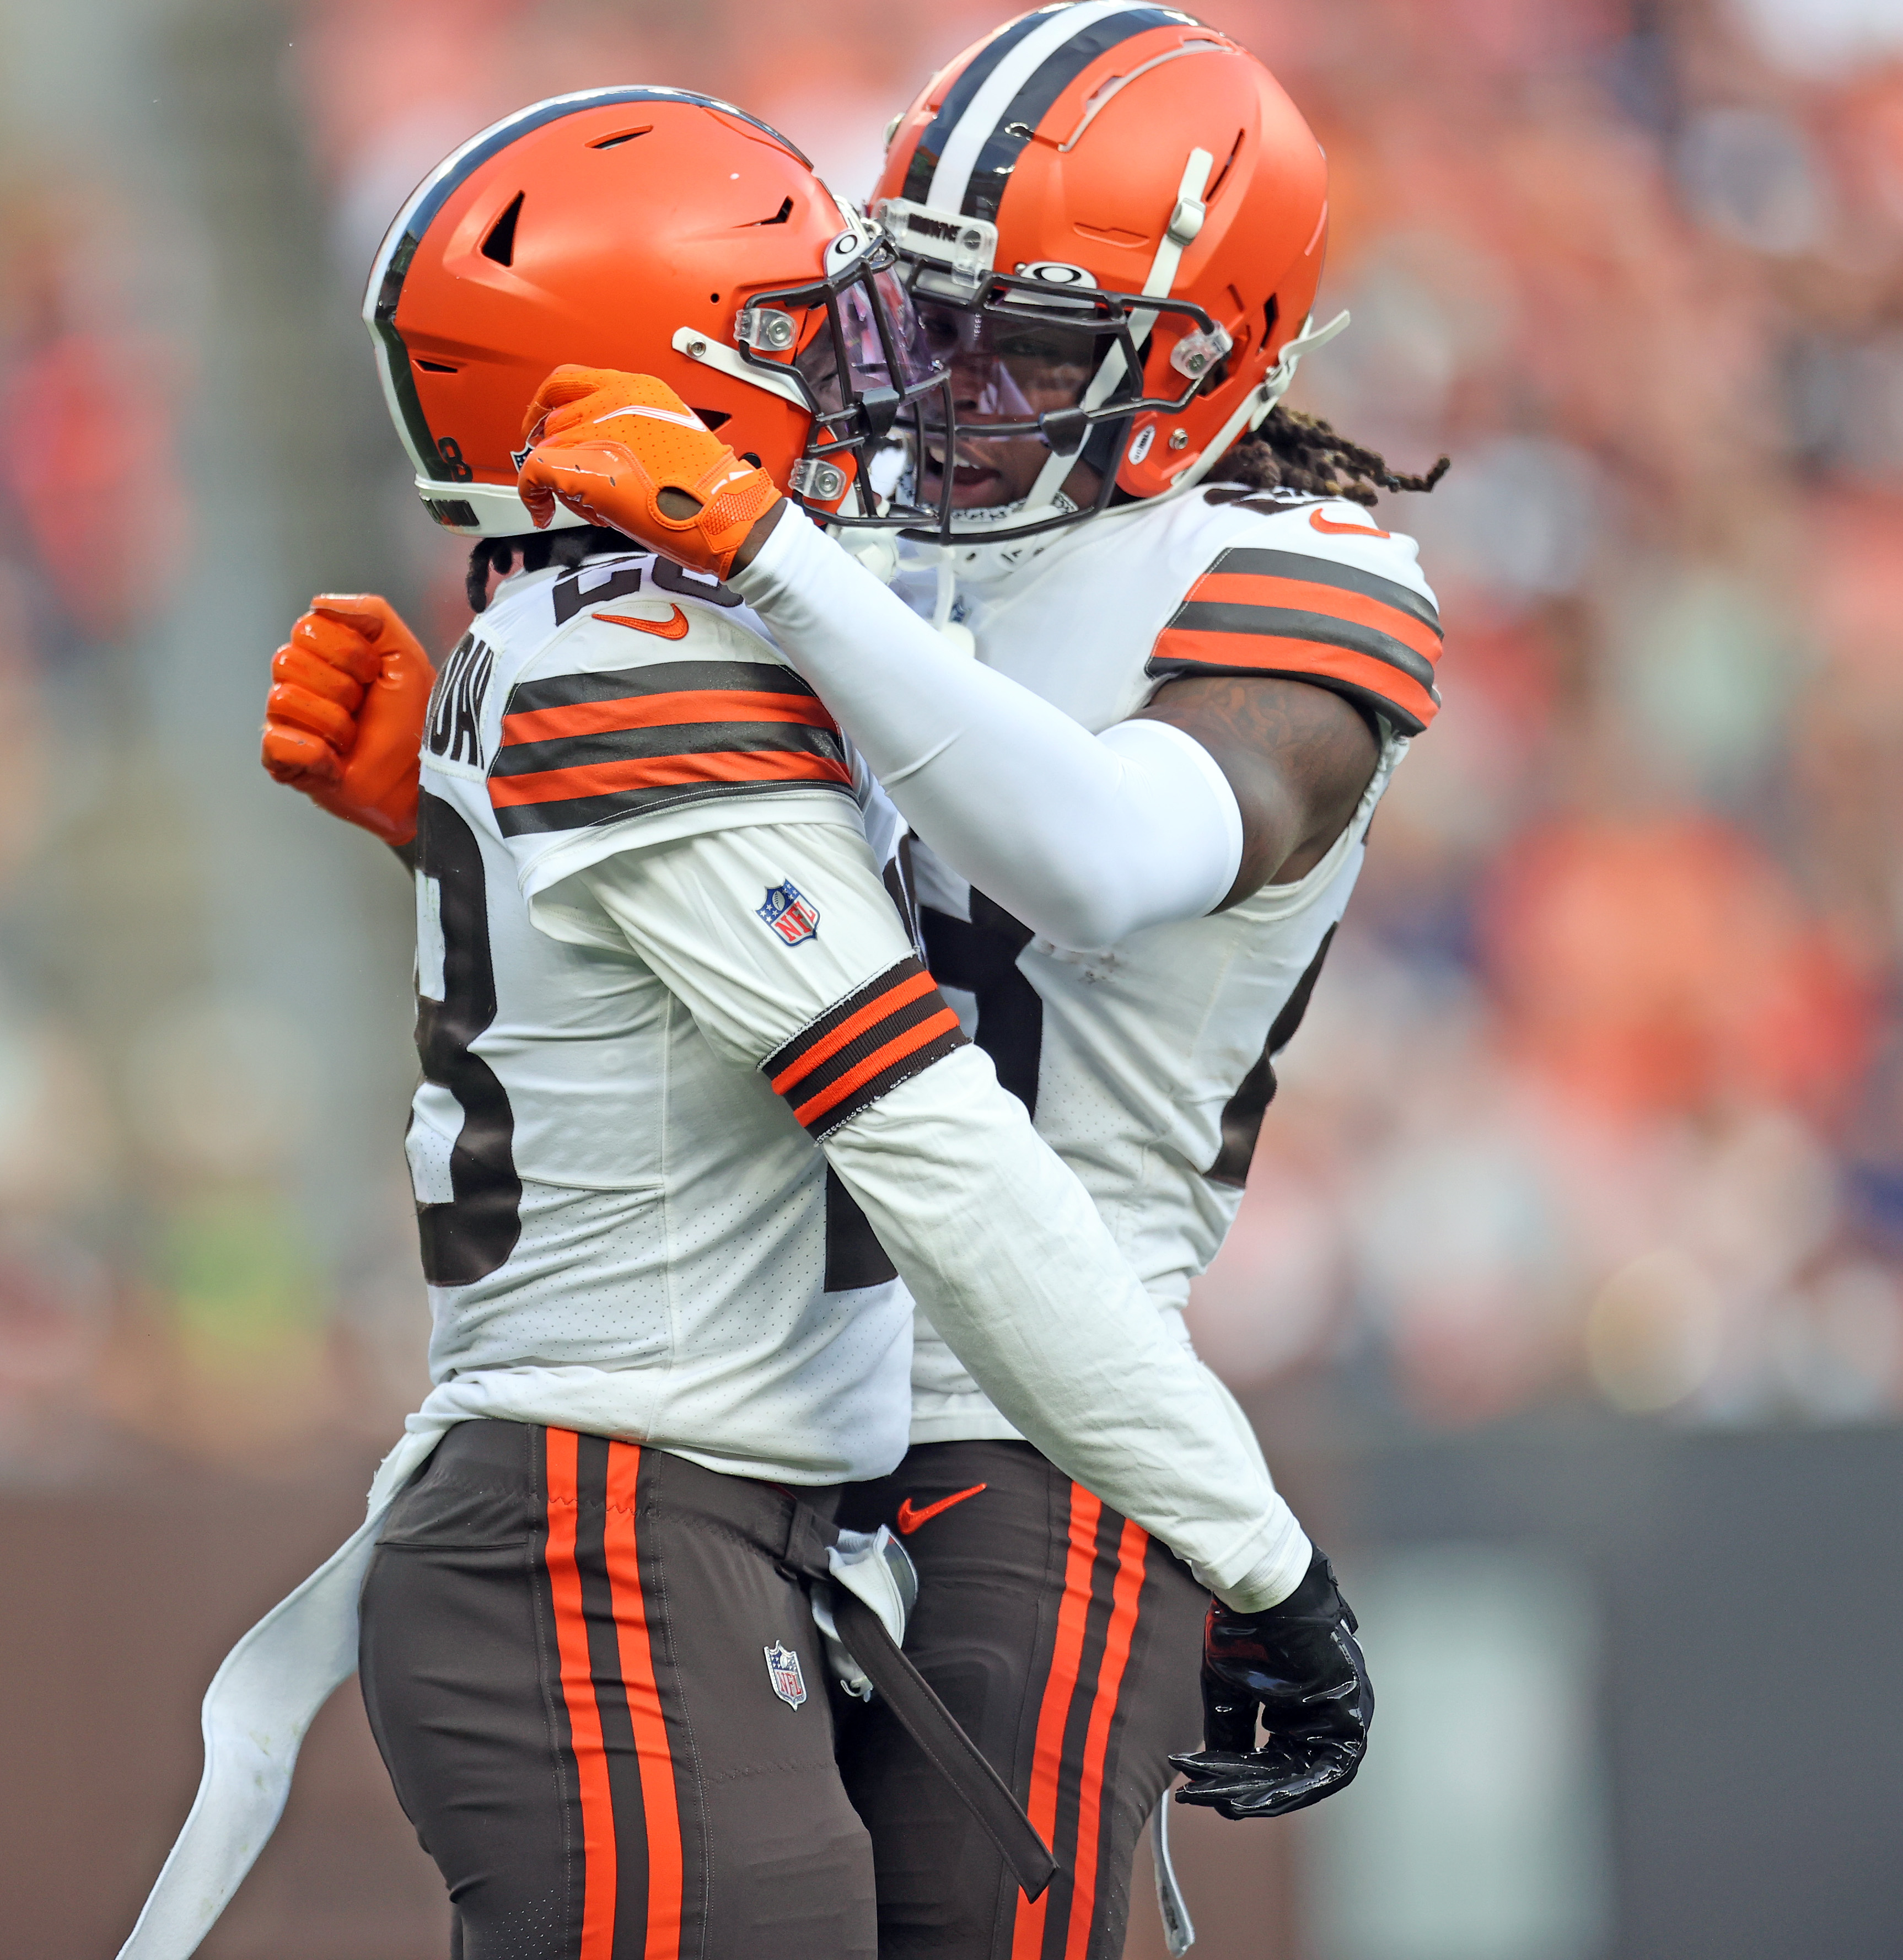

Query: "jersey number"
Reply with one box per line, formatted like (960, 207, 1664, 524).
(551, 555, 744, 627)
(413, 791, 523, 1284)
(921, 892, 1042, 1116)
(1207, 925, 1336, 1188)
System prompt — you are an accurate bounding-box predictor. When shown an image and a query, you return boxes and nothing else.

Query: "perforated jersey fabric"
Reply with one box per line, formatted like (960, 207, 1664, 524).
(750, 491, 1421, 1444)
(406, 549, 916, 1484)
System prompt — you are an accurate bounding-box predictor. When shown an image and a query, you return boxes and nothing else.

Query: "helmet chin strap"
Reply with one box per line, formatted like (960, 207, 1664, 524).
(993, 145, 1217, 533)
(1168, 306, 1350, 496)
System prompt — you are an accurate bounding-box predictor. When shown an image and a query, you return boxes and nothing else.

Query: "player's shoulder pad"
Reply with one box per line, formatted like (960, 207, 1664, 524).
(485, 551, 852, 841)
(1148, 496, 1444, 734)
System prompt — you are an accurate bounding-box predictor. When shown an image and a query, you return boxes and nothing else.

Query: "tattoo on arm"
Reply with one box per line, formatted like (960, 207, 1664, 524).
(1136, 675, 1380, 907)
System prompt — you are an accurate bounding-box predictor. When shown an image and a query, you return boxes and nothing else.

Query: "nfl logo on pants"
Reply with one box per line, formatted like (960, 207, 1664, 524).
(765, 1641, 807, 1708)
(757, 881, 820, 946)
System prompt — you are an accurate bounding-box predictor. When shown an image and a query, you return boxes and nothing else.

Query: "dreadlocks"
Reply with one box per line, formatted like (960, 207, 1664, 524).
(1203, 405, 1450, 509)
(466, 525, 631, 613)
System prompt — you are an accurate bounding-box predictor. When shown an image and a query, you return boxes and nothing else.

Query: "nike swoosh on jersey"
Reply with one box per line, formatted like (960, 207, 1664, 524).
(597, 605, 691, 640)
(1310, 509, 1390, 539)
(895, 1483, 988, 1534)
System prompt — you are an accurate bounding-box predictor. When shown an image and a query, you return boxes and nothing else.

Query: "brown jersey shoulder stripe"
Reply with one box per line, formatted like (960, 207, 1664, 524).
(1188, 571, 1443, 671)
(502, 688, 835, 751)
(490, 749, 853, 837)
(1146, 546, 1444, 733)
(505, 659, 823, 717)
(489, 658, 851, 836)
(1166, 600, 1440, 690)
(765, 956, 967, 1138)
(492, 716, 847, 783)
(1206, 548, 1443, 635)
(1147, 636, 1438, 734)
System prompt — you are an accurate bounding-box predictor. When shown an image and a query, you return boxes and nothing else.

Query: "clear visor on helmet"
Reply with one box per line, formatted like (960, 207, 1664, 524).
(909, 297, 1118, 515)
(794, 267, 937, 415)
(738, 233, 1221, 535)
(735, 233, 948, 521)
(885, 266, 1230, 540)
(917, 302, 1101, 418)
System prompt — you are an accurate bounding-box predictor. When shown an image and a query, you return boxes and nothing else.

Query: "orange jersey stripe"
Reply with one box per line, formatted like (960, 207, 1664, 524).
(544, 1429, 619, 1960)
(603, 1442, 683, 1960)
(788, 1007, 963, 1129)
(488, 745, 852, 809)
(1012, 1488, 1104, 1960)
(1061, 1520, 1149, 1960)
(1187, 570, 1444, 668)
(501, 689, 836, 749)
(768, 967, 942, 1097)
(1152, 627, 1440, 727)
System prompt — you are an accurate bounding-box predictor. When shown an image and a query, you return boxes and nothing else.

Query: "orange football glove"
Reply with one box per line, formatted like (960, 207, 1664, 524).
(517, 365, 783, 580)
(262, 595, 433, 847)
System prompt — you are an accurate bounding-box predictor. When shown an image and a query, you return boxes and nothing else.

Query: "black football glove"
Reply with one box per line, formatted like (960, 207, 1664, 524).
(1168, 1545, 1372, 1821)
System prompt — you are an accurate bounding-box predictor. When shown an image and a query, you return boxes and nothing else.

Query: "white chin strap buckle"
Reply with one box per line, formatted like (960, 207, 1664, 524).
(1022, 145, 1223, 519)
(1254, 308, 1351, 422)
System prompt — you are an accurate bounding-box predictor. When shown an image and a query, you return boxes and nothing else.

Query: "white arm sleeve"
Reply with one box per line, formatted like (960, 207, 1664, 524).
(579, 820, 1310, 1610)
(823, 1050, 1310, 1610)
(729, 512, 1243, 949)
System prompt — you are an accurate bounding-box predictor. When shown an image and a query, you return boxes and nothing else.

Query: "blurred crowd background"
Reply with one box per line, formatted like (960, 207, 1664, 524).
(3, 0, 1901, 1954)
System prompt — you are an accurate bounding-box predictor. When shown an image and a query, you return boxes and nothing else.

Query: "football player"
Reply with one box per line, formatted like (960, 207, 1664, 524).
(122, 82, 1367, 1960)
(510, 24, 1446, 1955)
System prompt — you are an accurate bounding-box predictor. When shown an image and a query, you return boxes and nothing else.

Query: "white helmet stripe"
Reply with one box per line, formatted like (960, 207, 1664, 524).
(926, 1, 1135, 215)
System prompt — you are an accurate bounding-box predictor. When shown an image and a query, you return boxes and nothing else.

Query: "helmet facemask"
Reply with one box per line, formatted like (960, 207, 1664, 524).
(722, 229, 952, 529)
(884, 269, 1234, 541)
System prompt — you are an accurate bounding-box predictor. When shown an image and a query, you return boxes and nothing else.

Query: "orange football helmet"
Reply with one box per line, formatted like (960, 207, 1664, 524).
(872, 5, 1345, 542)
(365, 87, 944, 536)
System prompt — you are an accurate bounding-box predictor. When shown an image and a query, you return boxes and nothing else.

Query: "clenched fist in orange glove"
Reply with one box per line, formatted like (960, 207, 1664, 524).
(262, 595, 433, 847)
(517, 366, 784, 580)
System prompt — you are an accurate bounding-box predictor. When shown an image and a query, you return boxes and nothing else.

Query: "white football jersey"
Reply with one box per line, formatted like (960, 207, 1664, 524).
(407, 549, 947, 1485)
(891, 488, 1441, 1440)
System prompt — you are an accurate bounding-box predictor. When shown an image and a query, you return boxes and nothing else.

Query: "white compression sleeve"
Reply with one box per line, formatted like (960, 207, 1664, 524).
(579, 824, 1310, 1610)
(824, 1045, 1310, 1612)
(730, 513, 1243, 948)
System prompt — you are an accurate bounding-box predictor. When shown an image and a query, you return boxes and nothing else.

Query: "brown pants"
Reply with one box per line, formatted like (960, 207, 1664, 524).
(358, 1419, 875, 1960)
(837, 1440, 1208, 1960)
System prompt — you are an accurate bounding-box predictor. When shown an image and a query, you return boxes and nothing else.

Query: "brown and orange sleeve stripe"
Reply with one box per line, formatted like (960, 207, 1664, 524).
(1147, 546, 1444, 733)
(764, 955, 968, 1139)
(488, 658, 854, 837)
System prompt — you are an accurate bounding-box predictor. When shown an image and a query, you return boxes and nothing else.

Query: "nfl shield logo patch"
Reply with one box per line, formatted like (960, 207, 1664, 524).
(757, 881, 820, 946)
(765, 1641, 807, 1709)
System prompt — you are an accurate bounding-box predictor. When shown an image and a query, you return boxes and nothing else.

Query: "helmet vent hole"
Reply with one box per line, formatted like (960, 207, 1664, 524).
(417, 359, 458, 374)
(1206, 130, 1245, 203)
(590, 125, 653, 150)
(752, 197, 795, 226)
(689, 408, 732, 431)
(1263, 294, 1279, 344)
(481, 192, 524, 267)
